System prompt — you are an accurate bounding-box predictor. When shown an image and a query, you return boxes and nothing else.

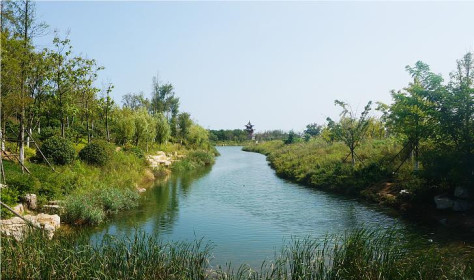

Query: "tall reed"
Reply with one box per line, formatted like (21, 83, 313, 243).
(2, 229, 473, 279)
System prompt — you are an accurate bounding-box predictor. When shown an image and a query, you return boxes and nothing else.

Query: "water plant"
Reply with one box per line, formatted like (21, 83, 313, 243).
(2, 229, 472, 279)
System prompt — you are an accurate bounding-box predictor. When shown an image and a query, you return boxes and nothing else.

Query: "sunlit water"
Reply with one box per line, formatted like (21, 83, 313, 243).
(87, 146, 445, 267)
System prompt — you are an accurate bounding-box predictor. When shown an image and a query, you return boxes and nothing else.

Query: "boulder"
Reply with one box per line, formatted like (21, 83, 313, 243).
(12, 204, 25, 215)
(146, 152, 173, 168)
(454, 186, 472, 199)
(0, 213, 60, 240)
(24, 194, 37, 210)
(0, 217, 29, 240)
(434, 195, 454, 210)
(42, 204, 63, 215)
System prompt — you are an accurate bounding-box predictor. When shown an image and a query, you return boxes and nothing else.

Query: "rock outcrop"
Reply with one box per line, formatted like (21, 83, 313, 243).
(24, 194, 37, 210)
(0, 213, 60, 240)
(146, 151, 173, 168)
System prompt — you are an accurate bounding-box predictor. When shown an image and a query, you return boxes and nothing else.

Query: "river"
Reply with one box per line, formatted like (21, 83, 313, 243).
(87, 146, 448, 267)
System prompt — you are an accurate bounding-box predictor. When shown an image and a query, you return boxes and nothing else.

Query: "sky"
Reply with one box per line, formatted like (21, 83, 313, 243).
(34, 1, 474, 132)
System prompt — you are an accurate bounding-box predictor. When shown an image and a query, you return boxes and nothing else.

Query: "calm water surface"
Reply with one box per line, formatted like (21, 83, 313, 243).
(89, 146, 439, 266)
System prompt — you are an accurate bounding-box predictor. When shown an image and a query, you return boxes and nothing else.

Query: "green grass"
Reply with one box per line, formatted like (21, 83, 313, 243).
(171, 149, 218, 172)
(2, 229, 472, 279)
(2, 146, 147, 224)
(243, 138, 401, 196)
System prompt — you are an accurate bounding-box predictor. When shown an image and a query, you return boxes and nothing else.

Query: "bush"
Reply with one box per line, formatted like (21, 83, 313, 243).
(37, 127, 60, 142)
(188, 150, 215, 166)
(39, 136, 75, 165)
(63, 187, 139, 225)
(5, 173, 38, 196)
(0, 187, 20, 218)
(79, 141, 114, 166)
(123, 144, 144, 159)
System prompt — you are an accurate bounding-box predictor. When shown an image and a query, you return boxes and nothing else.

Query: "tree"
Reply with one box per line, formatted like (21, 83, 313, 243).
(155, 113, 170, 145)
(327, 100, 372, 166)
(122, 92, 149, 111)
(1, 0, 47, 170)
(99, 84, 114, 142)
(177, 112, 192, 143)
(304, 123, 322, 137)
(48, 34, 78, 138)
(150, 77, 180, 120)
(113, 108, 135, 145)
(133, 108, 156, 151)
(388, 61, 440, 171)
(187, 124, 209, 149)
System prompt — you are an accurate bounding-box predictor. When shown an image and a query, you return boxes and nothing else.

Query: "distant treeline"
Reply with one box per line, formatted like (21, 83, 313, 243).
(209, 129, 289, 143)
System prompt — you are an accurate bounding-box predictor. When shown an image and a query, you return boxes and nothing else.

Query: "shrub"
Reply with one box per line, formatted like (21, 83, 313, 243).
(5, 173, 38, 196)
(37, 127, 60, 142)
(123, 144, 144, 159)
(0, 187, 20, 218)
(39, 136, 75, 165)
(188, 150, 215, 166)
(79, 141, 113, 166)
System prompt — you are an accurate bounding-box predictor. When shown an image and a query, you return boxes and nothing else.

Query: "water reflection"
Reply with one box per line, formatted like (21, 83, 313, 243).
(85, 147, 467, 267)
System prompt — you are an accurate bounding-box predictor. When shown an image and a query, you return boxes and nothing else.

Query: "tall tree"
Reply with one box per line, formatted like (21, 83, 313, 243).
(388, 61, 441, 171)
(2, 0, 46, 170)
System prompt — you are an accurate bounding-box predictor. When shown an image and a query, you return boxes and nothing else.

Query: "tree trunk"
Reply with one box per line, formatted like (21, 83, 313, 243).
(351, 149, 355, 167)
(19, 115, 25, 172)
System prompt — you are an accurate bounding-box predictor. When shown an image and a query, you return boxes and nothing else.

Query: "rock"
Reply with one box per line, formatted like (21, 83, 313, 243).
(12, 204, 25, 215)
(434, 195, 454, 210)
(24, 194, 37, 210)
(42, 205, 63, 215)
(0, 213, 60, 240)
(453, 199, 473, 212)
(0, 217, 29, 240)
(138, 188, 146, 193)
(454, 186, 472, 199)
(146, 152, 173, 168)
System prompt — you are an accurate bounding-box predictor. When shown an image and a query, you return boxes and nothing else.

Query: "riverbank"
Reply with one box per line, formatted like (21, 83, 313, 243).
(2, 228, 473, 279)
(0, 142, 217, 235)
(243, 140, 474, 232)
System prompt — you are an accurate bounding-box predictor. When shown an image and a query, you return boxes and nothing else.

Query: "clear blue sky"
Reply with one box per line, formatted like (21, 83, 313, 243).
(34, 1, 474, 132)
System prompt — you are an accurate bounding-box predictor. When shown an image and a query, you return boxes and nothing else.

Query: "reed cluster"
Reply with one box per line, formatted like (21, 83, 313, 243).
(2, 229, 472, 279)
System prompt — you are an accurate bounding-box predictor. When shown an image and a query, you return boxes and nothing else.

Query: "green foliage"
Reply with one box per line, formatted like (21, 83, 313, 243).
(1, 229, 472, 279)
(171, 149, 215, 172)
(327, 100, 372, 166)
(284, 130, 301, 144)
(177, 112, 193, 142)
(37, 127, 61, 142)
(155, 113, 171, 145)
(187, 124, 210, 149)
(209, 129, 248, 143)
(5, 173, 38, 196)
(304, 123, 322, 137)
(0, 187, 20, 218)
(63, 187, 139, 224)
(113, 108, 136, 145)
(123, 144, 144, 159)
(38, 136, 76, 165)
(245, 138, 400, 195)
(79, 141, 113, 166)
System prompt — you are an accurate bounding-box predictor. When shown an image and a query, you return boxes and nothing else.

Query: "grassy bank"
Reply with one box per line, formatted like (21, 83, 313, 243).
(1, 145, 147, 224)
(2, 229, 472, 279)
(243, 139, 401, 195)
(242, 138, 456, 216)
(1, 142, 217, 225)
